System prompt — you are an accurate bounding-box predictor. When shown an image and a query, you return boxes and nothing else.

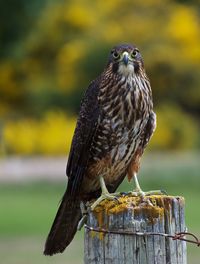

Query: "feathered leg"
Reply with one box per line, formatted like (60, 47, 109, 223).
(131, 172, 163, 197)
(128, 151, 164, 198)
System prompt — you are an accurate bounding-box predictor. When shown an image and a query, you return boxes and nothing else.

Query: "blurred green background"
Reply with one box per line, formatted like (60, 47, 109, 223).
(0, 0, 199, 263)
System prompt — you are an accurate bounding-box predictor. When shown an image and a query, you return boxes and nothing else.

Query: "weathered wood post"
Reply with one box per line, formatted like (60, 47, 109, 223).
(84, 195, 187, 264)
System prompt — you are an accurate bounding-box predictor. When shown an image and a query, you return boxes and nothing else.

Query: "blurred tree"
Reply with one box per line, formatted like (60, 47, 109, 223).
(0, 0, 49, 58)
(0, 0, 200, 154)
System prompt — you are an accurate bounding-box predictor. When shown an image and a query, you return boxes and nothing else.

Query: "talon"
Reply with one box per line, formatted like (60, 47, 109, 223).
(141, 198, 154, 207)
(114, 197, 120, 203)
(127, 191, 138, 197)
(145, 190, 166, 196)
(120, 192, 127, 196)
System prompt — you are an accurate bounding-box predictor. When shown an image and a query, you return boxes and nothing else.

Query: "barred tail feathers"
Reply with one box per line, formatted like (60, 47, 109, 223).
(44, 194, 81, 256)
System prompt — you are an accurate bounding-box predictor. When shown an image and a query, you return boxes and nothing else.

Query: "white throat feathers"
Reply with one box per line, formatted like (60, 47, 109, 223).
(118, 63, 135, 77)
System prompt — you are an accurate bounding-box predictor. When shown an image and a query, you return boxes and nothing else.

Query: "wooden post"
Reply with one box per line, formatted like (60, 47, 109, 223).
(84, 195, 187, 264)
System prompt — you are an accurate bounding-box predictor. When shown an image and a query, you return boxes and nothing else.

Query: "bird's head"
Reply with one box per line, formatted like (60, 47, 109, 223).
(108, 44, 144, 77)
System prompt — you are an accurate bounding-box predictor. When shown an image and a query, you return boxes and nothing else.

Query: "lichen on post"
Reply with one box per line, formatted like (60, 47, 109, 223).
(84, 195, 187, 264)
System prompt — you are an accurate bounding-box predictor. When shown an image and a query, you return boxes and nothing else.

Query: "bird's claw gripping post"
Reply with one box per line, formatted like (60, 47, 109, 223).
(90, 192, 120, 211)
(90, 175, 120, 211)
(124, 173, 167, 206)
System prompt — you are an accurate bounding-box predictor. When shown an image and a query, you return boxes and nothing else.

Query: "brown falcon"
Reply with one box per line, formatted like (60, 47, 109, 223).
(44, 43, 159, 256)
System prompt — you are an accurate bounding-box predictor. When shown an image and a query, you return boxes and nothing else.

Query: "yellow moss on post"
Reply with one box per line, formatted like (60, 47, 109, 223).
(84, 195, 187, 264)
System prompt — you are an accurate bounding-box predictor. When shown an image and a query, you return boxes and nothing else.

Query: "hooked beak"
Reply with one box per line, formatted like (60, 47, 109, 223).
(122, 51, 129, 66)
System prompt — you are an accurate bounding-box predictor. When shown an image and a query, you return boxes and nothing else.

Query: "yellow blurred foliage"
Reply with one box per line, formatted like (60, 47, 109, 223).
(0, 62, 21, 97)
(1, 0, 200, 155)
(3, 112, 76, 155)
(150, 105, 199, 150)
(64, 2, 95, 29)
(168, 7, 199, 42)
(167, 6, 200, 63)
(56, 40, 87, 90)
(2, 107, 199, 156)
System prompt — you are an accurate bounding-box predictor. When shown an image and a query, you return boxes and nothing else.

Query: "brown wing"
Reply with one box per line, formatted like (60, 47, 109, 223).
(66, 77, 100, 196)
(44, 79, 101, 255)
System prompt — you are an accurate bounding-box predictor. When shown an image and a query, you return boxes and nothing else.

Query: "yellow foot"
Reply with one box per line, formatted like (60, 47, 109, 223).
(91, 192, 120, 211)
(126, 189, 166, 206)
(127, 189, 166, 197)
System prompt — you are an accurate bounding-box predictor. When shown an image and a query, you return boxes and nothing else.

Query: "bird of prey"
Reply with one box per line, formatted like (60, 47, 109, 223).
(44, 43, 158, 256)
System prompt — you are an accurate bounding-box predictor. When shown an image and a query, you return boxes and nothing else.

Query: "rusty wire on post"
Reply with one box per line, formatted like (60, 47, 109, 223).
(85, 225, 200, 247)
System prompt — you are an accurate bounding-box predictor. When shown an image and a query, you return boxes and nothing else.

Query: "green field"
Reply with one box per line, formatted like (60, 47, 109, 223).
(0, 153, 200, 264)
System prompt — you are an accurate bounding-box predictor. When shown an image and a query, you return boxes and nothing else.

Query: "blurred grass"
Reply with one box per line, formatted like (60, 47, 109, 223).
(0, 153, 200, 263)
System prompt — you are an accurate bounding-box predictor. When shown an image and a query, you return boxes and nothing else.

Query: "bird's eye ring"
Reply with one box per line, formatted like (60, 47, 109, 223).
(131, 50, 138, 58)
(112, 51, 120, 59)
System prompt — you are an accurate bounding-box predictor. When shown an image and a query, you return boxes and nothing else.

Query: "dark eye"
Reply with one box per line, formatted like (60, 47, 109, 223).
(112, 51, 120, 59)
(131, 49, 138, 58)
